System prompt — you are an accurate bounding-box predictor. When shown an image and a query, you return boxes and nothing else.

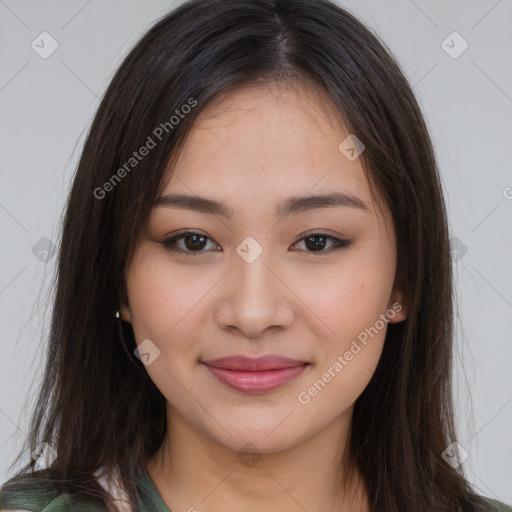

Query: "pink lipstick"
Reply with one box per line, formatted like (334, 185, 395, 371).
(202, 355, 309, 393)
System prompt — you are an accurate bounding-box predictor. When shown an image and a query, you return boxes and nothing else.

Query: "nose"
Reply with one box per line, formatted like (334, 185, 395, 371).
(213, 249, 296, 339)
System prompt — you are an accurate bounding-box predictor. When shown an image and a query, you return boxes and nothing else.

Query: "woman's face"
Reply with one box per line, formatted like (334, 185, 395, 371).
(121, 82, 406, 454)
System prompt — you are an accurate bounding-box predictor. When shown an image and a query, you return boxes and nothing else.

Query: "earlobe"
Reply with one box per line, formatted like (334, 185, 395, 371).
(388, 289, 407, 323)
(119, 302, 132, 323)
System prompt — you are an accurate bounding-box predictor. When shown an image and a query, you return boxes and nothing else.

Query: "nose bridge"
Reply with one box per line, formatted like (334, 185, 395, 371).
(216, 239, 295, 337)
(233, 243, 278, 308)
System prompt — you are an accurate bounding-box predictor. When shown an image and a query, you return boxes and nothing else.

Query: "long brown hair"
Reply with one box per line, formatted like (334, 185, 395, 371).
(1, 0, 500, 510)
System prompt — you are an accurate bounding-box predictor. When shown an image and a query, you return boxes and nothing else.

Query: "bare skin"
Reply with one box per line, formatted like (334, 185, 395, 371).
(120, 81, 406, 512)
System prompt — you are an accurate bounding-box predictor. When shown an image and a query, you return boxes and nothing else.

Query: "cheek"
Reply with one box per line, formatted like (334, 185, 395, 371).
(300, 258, 395, 342)
(126, 267, 176, 342)
(124, 253, 207, 404)
(296, 271, 391, 418)
(295, 336, 384, 435)
(125, 248, 214, 344)
(310, 276, 388, 384)
(297, 254, 394, 400)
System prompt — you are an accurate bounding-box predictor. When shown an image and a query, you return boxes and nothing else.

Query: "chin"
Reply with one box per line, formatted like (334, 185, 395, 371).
(204, 418, 308, 456)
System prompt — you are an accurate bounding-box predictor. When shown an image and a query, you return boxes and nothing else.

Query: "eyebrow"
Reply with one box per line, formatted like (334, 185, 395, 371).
(152, 191, 370, 219)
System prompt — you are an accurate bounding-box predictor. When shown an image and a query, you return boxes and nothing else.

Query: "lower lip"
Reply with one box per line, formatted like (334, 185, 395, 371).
(203, 363, 308, 393)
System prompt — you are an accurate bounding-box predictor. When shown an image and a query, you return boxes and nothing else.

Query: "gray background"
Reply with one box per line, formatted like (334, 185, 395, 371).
(1, 0, 511, 504)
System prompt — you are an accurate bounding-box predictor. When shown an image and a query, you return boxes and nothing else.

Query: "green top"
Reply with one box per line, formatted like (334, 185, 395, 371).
(1, 466, 511, 512)
(489, 500, 512, 512)
(133, 466, 171, 512)
(0, 465, 170, 512)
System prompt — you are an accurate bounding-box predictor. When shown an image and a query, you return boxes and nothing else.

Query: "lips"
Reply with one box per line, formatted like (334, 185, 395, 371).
(202, 355, 309, 393)
(203, 355, 307, 371)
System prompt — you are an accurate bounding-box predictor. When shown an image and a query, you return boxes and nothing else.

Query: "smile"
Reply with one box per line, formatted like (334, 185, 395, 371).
(201, 355, 310, 393)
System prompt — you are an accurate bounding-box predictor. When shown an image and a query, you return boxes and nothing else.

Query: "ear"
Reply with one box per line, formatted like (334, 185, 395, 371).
(119, 301, 132, 323)
(387, 286, 407, 323)
(119, 286, 132, 323)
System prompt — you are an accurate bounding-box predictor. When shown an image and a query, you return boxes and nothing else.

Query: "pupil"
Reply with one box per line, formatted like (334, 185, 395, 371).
(305, 235, 326, 251)
(186, 235, 206, 250)
(183, 235, 327, 252)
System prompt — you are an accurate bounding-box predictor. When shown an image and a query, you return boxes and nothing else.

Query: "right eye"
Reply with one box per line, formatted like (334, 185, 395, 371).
(160, 231, 221, 256)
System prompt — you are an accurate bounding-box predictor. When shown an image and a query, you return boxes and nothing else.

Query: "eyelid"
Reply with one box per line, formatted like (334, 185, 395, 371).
(296, 228, 345, 240)
(161, 230, 220, 256)
(162, 228, 346, 242)
(159, 229, 352, 256)
(291, 231, 352, 252)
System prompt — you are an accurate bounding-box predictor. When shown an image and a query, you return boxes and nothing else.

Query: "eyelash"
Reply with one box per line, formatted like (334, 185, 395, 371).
(159, 231, 352, 257)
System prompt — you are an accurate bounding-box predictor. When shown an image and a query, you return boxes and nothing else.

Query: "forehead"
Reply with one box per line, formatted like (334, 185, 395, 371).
(168, 83, 364, 183)
(187, 81, 349, 157)
(195, 80, 345, 132)
(158, 81, 389, 225)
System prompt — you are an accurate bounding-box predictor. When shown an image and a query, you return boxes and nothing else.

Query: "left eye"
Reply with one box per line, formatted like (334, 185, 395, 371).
(160, 231, 351, 256)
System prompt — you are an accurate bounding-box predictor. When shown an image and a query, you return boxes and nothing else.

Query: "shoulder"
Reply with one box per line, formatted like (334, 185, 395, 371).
(94, 467, 132, 512)
(484, 498, 512, 512)
(0, 474, 59, 511)
(0, 473, 107, 512)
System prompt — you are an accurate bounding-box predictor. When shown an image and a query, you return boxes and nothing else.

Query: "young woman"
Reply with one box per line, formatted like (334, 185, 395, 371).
(1, 0, 510, 511)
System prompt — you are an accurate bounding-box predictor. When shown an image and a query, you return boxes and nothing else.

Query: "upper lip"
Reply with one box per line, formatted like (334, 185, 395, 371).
(202, 355, 308, 371)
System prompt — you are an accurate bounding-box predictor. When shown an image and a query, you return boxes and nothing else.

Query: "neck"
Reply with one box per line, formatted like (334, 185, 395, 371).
(146, 404, 369, 512)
